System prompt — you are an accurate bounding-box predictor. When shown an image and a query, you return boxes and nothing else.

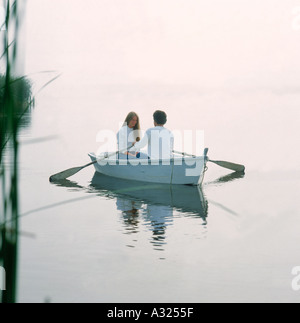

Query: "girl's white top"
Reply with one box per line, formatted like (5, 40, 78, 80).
(117, 125, 136, 153)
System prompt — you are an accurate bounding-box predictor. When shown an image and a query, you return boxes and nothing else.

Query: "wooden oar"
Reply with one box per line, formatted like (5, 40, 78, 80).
(173, 150, 245, 173)
(49, 146, 132, 182)
(208, 159, 245, 172)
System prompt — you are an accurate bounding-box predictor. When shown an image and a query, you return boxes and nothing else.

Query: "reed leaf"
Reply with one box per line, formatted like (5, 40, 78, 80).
(0, 0, 30, 304)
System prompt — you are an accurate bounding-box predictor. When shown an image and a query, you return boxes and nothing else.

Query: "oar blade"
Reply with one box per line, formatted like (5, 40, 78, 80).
(209, 160, 245, 172)
(49, 166, 83, 182)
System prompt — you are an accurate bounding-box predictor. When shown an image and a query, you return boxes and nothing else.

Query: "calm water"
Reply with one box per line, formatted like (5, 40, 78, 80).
(11, 0, 300, 302)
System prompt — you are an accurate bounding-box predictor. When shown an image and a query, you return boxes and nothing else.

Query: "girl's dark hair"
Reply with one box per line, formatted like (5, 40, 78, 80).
(153, 110, 167, 125)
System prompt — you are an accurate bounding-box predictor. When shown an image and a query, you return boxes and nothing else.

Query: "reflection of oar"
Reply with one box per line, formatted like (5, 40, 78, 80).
(49, 146, 132, 182)
(173, 150, 245, 173)
(205, 171, 245, 186)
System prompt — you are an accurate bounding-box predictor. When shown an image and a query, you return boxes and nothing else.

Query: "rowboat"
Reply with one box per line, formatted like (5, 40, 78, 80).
(88, 148, 209, 186)
(49, 147, 244, 183)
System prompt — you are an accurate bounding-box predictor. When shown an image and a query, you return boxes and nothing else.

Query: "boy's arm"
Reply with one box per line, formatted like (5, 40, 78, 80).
(170, 132, 175, 153)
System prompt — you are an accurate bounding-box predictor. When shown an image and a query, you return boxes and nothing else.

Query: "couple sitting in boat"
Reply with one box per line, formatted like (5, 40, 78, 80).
(117, 110, 174, 161)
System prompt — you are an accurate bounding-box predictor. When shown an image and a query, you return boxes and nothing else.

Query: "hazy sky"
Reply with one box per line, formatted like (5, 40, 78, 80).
(24, 0, 300, 89)
(15, 0, 299, 173)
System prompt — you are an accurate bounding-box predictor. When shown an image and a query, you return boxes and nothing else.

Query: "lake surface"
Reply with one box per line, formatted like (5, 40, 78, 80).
(8, 0, 300, 302)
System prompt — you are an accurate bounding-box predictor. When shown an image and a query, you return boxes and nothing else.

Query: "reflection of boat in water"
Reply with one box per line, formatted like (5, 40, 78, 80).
(51, 171, 243, 253)
(90, 173, 208, 251)
(90, 173, 208, 221)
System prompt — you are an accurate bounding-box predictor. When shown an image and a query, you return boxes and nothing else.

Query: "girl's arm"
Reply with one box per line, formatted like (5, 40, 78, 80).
(117, 127, 129, 153)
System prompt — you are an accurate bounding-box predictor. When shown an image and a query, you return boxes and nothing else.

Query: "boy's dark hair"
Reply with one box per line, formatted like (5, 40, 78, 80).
(153, 110, 167, 125)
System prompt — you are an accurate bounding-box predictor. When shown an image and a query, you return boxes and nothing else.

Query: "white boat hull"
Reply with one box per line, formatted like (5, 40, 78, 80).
(88, 151, 208, 185)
